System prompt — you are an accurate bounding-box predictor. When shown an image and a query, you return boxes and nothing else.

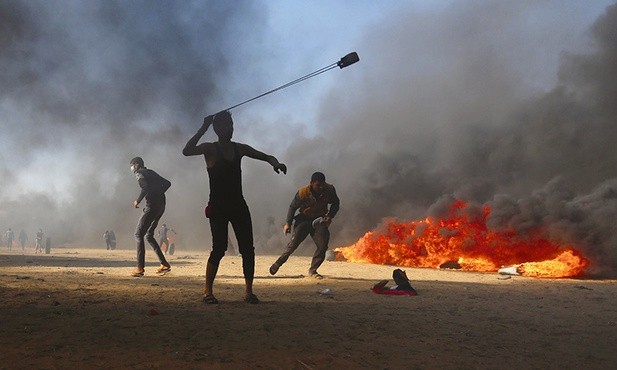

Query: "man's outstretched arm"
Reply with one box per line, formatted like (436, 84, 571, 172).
(183, 116, 212, 156)
(242, 144, 286, 172)
(241, 144, 287, 174)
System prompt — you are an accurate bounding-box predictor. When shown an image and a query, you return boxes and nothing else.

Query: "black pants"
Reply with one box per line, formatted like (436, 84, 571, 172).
(208, 200, 255, 279)
(134, 201, 168, 269)
(274, 219, 330, 274)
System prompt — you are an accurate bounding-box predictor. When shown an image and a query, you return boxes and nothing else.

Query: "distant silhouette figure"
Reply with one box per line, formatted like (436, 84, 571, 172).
(103, 230, 112, 250)
(18, 229, 28, 251)
(5, 228, 14, 251)
(109, 230, 116, 250)
(157, 223, 176, 254)
(35, 229, 44, 253)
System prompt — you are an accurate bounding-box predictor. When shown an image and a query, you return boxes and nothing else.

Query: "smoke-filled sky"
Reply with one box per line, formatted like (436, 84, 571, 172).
(1, 0, 617, 274)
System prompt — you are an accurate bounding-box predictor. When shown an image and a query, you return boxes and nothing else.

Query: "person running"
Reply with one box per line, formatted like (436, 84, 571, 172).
(129, 157, 172, 277)
(183, 110, 286, 304)
(18, 229, 28, 252)
(269, 172, 340, 279)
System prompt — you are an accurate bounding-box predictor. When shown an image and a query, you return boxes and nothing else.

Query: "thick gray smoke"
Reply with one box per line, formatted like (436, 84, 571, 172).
(288, 2, 617, 275)
(2, 1, 617, 277)
(0, 0, 267, 248)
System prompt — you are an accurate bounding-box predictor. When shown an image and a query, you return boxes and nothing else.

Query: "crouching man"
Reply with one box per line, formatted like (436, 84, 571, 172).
(270, 172, 340, 279)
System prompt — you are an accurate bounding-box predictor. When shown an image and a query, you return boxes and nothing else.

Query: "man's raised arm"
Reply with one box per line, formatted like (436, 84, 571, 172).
(183, 116, 212, 156)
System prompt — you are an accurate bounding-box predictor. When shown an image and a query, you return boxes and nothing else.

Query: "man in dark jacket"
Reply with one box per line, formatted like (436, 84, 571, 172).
(270, 172, 340, 279)
(130, 157, 172, 277)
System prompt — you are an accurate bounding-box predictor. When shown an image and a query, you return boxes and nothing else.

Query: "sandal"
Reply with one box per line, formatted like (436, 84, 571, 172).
(244, 293, 260, 304)
(131, 269, 144, 277)
(202, 294, 219, 305)
(156, 265, 171, 274)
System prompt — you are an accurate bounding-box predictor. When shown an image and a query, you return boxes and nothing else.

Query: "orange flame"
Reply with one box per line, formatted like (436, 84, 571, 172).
(518, 250, 588, 278)
(335, 200, 589, 278)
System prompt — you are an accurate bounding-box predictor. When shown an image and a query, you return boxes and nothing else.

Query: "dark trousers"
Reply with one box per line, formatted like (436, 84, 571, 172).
(208, 200, 255, 279)
(274, 220, 330, 274)
(134, 201, 168, 269)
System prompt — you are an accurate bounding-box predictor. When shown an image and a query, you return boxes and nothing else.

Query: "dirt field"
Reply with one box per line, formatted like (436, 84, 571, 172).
(1, 247, 616, 369)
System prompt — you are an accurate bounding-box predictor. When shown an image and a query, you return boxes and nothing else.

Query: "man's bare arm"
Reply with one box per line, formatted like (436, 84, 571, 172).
(183, 116, 213, 156)
(240, 144, 287, 174)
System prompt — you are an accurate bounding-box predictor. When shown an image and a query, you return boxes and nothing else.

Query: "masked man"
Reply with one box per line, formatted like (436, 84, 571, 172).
(130, 157, 172, 277)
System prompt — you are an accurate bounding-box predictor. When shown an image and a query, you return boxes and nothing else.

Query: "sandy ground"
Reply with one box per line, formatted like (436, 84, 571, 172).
(0, 247, 616, 370)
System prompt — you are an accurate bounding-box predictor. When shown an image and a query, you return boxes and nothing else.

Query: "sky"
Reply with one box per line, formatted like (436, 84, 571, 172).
(1, 0, 617, 274)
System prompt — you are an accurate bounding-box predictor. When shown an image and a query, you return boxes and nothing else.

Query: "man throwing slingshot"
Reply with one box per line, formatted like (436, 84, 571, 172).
(183, 111, 286, 304)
